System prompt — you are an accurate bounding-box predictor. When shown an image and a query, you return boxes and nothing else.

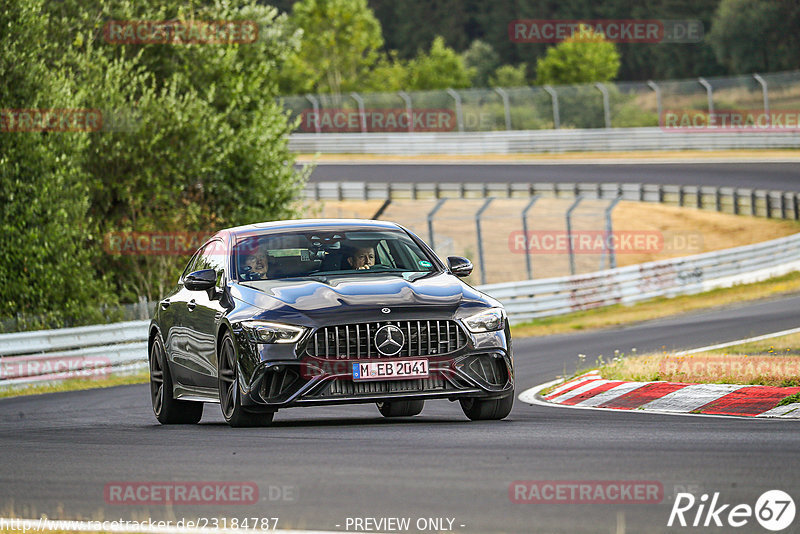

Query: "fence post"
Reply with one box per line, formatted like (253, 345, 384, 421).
(647, 80, 662, 125)
(305, 94, 321, 134)
(494, 87, 512, 130)
(427, 198, 447, 251)
(397, 90, 413, 132)
(753, 73, 770, 120)
(475, 198, 494, 285)
(603, 196, 623, 269)
(594, 82, 611, 128)
(543, 85, 560, 129)
(566, 196, 583, 276)
(698, 77, 714, 114)
(521, 195, 540, 280)
(446, 88, 464, 132)
(349, 92, 367, 133)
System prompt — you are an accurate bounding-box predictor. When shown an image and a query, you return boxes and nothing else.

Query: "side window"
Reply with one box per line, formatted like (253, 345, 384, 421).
(181, 249, 203, 281)
(200, 239, 226, 287)
(182, 240, 226, 286)
(376, 240, 396, 267)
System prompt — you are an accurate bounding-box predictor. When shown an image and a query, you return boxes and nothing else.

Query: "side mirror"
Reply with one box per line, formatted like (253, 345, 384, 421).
(184, 269, 217, 291)
(447, 256, 473, 277)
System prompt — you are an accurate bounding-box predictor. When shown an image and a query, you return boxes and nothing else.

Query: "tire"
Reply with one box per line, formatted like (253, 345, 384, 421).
(459, 393, 514, 421)
(376, 399, 425, 417)
(149, 335, 203, 424)
(218, 332, 274, 428)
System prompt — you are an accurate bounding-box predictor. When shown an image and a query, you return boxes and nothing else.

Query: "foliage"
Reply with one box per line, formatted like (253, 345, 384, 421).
(279, 0, 384, 95)
(0, 0, 115, 328)
(406, 36, 474, 91)
(462, 39, 500, 87)
(490, 63, 528, 87)
(1, 0, 309, 325)
(707, 0, 800, 74)
(535, 25, 620, 86)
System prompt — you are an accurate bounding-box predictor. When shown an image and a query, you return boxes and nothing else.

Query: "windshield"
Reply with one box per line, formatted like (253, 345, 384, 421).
(234, 227, 438, 281)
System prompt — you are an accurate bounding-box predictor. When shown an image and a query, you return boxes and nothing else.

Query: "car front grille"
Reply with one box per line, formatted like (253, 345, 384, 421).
(304, 320, 467, 360)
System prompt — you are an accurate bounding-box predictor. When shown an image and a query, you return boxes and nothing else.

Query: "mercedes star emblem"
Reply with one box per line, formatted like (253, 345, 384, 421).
(374, 324, 405, 356)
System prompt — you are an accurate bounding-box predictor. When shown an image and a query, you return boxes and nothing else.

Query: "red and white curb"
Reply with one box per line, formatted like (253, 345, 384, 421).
(520, 371, 800, 418)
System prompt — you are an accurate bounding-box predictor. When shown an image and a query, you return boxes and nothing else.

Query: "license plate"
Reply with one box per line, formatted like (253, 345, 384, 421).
(352, 359, 429, 381)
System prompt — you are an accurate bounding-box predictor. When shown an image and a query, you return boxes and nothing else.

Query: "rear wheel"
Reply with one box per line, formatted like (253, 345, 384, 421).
(376, 399, 425, 417)
(149, 336, 203, 424)
(460, 393, 514, 421)
(218, 332, 274, 428)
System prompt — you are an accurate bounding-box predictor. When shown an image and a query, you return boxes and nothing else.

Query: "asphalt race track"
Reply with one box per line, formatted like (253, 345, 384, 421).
(306, 162, 800, 192)
(2, 294, 800, 533)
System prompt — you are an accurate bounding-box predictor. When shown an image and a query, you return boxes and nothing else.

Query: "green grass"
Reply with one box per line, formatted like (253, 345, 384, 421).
(0, 370, 149, 399)
(778, 393, 800, 407)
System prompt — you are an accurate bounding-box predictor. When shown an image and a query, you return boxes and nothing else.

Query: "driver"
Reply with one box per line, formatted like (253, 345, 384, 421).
(346, 245, 375, 270)
(241, 250, 269, 279)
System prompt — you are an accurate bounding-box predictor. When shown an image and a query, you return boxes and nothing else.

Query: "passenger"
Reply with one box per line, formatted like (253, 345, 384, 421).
(346, 245, 375, 270)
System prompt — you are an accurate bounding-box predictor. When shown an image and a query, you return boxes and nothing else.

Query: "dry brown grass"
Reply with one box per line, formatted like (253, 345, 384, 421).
(600, 353, 800, 386)
(599, 331, 800, 387)
(510, 271, 800, 338)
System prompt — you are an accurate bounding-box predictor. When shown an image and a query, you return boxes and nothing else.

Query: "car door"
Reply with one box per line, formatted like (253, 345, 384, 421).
(182, 238, 229, 388)
(163, 249, 202, 385)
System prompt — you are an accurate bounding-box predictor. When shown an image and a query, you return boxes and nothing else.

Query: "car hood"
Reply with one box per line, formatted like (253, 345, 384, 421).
(229, 272, 496, 325)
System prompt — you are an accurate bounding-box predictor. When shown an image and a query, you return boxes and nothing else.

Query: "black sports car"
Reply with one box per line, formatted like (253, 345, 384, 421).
(148, 219, 514, 427)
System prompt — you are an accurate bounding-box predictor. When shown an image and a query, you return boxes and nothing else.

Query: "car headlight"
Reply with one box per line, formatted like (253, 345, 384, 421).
(463, 307, 505, 333)
(240, 321, 307, 344)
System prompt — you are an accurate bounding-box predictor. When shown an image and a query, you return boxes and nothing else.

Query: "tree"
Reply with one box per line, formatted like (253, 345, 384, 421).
(2, 0, 309, 318)
(406, 36, 474, 90)
(490, 64, 528, 87)
(708, 0, 800, 73)
(281, 0, 384, 95)
(0, 0, 114, 328)
(535, 25, 620, 86)
(462, 39, 500, 87)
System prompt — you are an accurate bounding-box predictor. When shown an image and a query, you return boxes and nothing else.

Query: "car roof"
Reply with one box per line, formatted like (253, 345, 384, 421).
(222, 219, 403, 238)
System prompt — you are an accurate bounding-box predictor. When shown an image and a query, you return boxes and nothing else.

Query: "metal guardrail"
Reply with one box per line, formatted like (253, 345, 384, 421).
(481, 232, 800, 324)
(305, 181, 800, 220)
(2, 231, 799, 382)
(0, 320, 149, 386)
(289, 127, 800, 154)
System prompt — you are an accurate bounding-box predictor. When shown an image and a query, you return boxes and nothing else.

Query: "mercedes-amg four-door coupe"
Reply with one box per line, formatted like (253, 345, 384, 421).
(148, 219, 514, 426)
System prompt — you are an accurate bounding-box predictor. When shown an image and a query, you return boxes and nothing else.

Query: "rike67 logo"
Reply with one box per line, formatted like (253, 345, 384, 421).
(668, 490, 795, 531)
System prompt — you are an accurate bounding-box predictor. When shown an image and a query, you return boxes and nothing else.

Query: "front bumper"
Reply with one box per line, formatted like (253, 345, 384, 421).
(240, 350, 514, 410)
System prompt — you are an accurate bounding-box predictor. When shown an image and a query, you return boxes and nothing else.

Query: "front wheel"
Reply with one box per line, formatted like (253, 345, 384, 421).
(460, 393, 514, 421)
(218, 332, 274, 428)
(149, 336, 203, 424)
(376, 399, 425, 417)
